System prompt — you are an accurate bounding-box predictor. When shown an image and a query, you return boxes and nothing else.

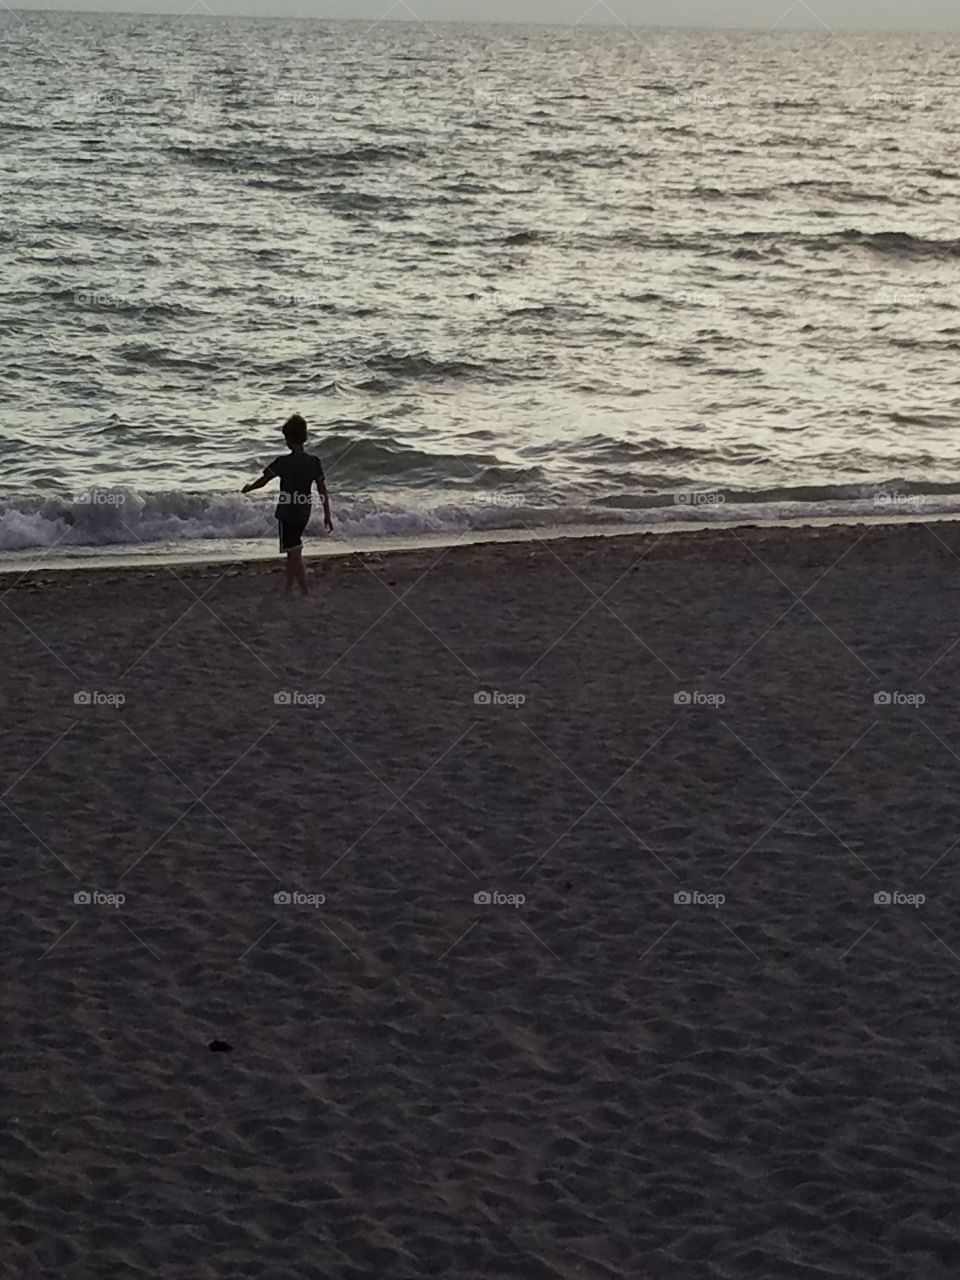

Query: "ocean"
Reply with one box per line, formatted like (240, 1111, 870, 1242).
(3, 11, 960, 562)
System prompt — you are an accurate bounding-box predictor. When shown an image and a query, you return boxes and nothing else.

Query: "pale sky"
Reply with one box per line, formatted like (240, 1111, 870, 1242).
(10, 0, 960, 29)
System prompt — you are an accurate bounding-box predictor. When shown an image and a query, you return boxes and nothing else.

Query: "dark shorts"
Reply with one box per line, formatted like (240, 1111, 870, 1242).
(278, 511, 310, 553)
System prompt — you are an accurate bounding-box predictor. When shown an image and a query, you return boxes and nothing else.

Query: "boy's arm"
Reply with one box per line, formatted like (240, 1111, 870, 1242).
(242, 462, 278, 495)
(317, 462, 333, 530)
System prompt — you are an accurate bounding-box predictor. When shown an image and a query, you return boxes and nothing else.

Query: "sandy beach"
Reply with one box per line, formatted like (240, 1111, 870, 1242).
(5, 519, 960, 1278)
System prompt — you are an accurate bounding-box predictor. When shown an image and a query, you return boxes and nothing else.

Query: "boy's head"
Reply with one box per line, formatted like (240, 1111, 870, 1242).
(283, 413, 308, 447)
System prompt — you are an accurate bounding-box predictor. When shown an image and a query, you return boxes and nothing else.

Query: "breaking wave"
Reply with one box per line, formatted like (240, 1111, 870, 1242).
(5, 483, 960, 555)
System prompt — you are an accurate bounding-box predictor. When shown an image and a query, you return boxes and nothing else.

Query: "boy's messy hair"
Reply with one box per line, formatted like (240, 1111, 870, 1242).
(282, 413, 307, 445)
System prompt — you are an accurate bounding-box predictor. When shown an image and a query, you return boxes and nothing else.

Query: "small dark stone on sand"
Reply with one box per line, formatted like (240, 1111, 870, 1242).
(209, 1039, 233, 1052)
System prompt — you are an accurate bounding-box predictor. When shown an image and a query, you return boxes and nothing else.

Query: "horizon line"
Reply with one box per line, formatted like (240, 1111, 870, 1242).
(6, 5, 959, 34)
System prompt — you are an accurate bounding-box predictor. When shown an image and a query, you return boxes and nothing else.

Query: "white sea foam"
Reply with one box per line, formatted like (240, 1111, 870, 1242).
(1, 488, 959, 558)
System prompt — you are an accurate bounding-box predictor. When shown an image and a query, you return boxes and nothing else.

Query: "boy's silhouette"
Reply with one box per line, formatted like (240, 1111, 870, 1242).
(242, 413, 332, 596)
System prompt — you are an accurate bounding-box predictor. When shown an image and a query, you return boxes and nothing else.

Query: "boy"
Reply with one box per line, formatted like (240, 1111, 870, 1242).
(242, 413, 332, 596)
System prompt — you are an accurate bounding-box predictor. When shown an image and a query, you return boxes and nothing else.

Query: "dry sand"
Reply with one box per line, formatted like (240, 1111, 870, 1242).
(4, 520, 960, 1279)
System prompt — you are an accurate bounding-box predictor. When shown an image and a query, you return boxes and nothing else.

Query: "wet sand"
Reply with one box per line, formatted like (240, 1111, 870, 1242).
(4, 520, 960, 1278)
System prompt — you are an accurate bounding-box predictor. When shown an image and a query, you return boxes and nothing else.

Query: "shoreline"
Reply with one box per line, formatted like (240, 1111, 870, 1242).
(4, 510, 960, 589)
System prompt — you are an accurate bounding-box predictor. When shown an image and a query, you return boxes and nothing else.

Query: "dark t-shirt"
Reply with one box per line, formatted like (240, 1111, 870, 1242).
(265, 451, 325, 522)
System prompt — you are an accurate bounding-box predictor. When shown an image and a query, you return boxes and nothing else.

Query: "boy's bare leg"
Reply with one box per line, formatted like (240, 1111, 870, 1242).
(284, 551, 296, 595)
(292, 547, 308, 595)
